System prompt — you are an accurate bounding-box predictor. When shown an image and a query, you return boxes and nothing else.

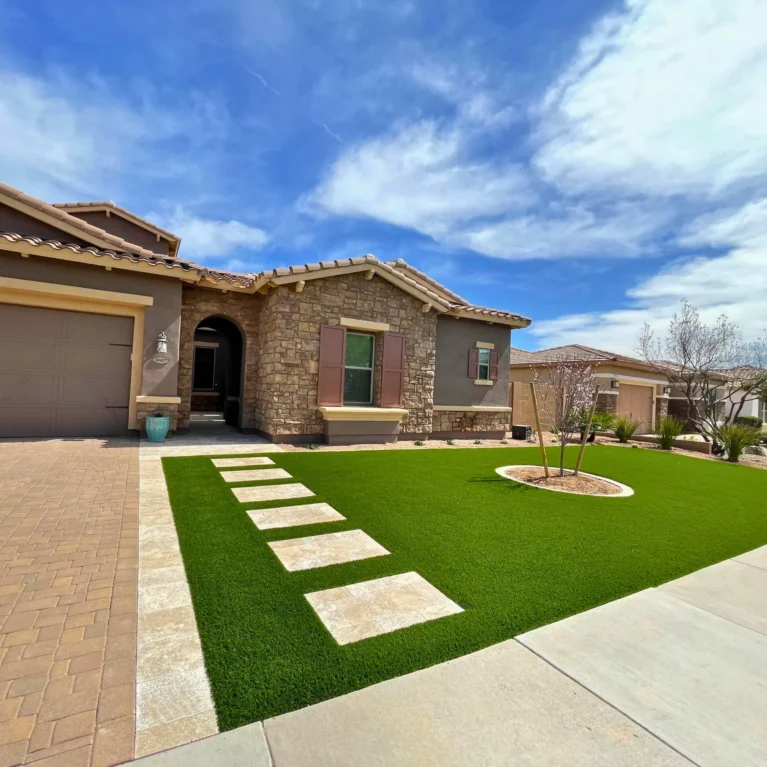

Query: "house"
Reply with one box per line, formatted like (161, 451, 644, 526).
(0, 182, 529, 444)
(509, 344, 678, 432)
(723, 367, 767, 430)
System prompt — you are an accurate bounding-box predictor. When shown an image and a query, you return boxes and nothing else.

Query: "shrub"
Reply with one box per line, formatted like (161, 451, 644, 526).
(657, 415, 685, 450)
(591, 412, 616, 432)
(414, 440, 424, 446)
(446, 439, 455, 446)
(614, 416, 642, 443)
(735, 415, 763, 429)
(500, 439, 508, 445)
(474, 439, 482, 445)
(306, 443, 320, 450)
(718, 423, 763, 463)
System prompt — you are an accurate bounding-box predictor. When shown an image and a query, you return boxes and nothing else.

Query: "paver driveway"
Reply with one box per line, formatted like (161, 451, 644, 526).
(0, 438, 139, 767)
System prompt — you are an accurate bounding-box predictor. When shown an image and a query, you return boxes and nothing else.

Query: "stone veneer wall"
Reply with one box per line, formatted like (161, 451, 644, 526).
(431, 410, 509, 436)
(136, 402, 179, 433)
(254, 273, 437, 439)
(177, 286, 263, 430)
(655, 395, 669, 423)
(595, 392, 618, 416)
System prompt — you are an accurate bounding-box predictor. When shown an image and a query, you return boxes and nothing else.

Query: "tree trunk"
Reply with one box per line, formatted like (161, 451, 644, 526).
(574, 389, 600, 476)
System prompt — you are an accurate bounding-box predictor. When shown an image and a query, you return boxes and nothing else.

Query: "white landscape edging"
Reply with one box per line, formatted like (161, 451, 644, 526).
(495, 465, 634, 498)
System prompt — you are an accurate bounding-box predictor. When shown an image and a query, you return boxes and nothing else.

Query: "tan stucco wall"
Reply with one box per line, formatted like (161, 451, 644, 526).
(0, 250, 182, 398)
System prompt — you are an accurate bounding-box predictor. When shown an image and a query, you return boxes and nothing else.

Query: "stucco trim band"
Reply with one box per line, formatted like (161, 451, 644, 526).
(0, 275, 154, 306)
(319, 407, 408, 422)
(136, 396, 182, 404)
(475, 341, 495, 349)
(340, 317, 391, 332)
(474, 379, 494, 386)
(432, 405, 511, 412)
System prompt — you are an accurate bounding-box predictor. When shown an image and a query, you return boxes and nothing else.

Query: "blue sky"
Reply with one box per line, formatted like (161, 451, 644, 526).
(1, 0, 765, 352)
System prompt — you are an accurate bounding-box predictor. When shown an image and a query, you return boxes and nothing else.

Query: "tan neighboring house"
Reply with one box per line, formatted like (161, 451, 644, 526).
(510, 344, 678, 433)
(0, 182, 530, 443)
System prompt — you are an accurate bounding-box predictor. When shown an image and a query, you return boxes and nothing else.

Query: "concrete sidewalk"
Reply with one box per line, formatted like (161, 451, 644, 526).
(131, 544, 767, 767)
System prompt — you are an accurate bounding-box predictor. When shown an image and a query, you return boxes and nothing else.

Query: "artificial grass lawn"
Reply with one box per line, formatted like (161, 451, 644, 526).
(162, 445, 767, 731)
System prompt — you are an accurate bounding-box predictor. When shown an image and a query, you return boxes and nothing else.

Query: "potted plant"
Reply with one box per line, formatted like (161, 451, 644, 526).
(144, 410, 171, 443)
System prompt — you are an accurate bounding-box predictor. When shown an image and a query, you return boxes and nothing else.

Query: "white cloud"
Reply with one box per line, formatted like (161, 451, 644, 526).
(530, 200, 767, 353)
(534, 0, 767, 198)
(306, 120, 532, 237)
(154, 208, 270, 260)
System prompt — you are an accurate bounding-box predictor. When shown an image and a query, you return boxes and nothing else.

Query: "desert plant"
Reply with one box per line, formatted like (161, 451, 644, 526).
(614, 416, 642, 443)
(735, 415, 763, 429)
(718, 423, 762, 463)
(414, 440, 424, 446)
(657, 415, 685, 449)
(306, 443, 320, 450)
(474, 439, 482, 445)
(446, 439, 455, 446)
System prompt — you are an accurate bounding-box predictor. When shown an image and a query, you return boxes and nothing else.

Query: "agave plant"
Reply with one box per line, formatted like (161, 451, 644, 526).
(657, 415, 685, 450)
(614, 416, 642, 443)
(717, 423, 762, 463)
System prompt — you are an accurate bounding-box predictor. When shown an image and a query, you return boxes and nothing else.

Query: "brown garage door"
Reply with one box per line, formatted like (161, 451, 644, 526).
(617, 383, 654, 429)
(0, 303, 133, 437)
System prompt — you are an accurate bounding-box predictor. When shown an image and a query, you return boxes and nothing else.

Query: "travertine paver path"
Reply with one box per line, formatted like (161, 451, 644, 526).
(228, 462, 463, 645)
(0, 437, 139, 767)
(137, 436, 282, 760)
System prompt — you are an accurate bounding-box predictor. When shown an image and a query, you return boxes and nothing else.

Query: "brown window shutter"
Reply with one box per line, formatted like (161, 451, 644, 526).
(489, 351, 500, 380)
(318, 324, 346, 406)
(381, 333, 405, 407)
(468, 348, 479, 378)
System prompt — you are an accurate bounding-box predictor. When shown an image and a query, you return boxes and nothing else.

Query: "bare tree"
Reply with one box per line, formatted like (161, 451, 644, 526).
(637, 301, 767, 442)
(533, 357, 604, 477)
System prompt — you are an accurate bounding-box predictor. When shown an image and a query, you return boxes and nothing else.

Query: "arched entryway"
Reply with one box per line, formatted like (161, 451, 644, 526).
(191, 316, 243, 428)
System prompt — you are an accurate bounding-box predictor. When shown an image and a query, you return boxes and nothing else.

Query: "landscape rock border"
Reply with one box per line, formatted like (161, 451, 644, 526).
(495, 465, 635, 498)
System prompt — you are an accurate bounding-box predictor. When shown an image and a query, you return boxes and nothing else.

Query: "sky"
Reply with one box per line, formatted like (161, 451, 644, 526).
(0, 0, 765, 353)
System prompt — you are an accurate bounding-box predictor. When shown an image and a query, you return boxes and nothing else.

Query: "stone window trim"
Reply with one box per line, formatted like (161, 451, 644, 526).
(474, 379, 494, 386)
(340, 317, 390, 332)
(318, 406, 407, 422)
(475, 341, 495, 350)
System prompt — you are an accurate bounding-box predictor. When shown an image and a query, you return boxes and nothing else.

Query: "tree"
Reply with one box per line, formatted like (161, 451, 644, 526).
(533, 356, 604, 477)
(637, 301, 767, 443)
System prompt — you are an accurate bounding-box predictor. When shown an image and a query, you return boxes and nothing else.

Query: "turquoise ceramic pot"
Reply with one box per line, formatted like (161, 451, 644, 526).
(145, 415, 170, 443)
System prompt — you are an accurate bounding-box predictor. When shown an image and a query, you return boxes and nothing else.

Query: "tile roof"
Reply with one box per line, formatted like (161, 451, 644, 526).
(0, 232, 255, 288)
(510, 344, 651, 367)
(1, 183, 530, 324)
(53, 200, 180, 242)
(0, 183, 165, 258)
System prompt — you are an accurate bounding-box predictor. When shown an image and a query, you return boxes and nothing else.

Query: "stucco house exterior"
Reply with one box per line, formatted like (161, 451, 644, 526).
(509, 344, 677, 433)
(0, 183, 529, 444)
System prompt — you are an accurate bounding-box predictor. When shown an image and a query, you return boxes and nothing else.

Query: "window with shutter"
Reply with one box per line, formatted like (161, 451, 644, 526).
(489, 351, 499, 380)
(381, 333, 405, 407)
(468, 348, 479, 379)
(318, 325, 346, 406)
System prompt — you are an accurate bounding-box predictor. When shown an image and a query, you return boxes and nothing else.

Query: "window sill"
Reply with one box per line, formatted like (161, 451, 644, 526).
(473, 379, 494, 386)
(319, 406, 408, 422)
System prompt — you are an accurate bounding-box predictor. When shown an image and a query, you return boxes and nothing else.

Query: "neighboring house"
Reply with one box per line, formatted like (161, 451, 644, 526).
(509, 344, 679, 433)
(0, 183, 529, 443)
(723, 367, 767, 430)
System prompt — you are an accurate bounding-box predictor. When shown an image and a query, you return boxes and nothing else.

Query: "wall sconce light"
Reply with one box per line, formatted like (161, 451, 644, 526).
(156, 332, 168, 354)
(663, 385, 671, 395)
(610, 379, 620, 389)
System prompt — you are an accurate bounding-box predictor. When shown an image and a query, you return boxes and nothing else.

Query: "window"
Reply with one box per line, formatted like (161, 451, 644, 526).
(343, 332, 375, 405)
(193, 346, 216, 391)
(477, 348, 491, 380)
(761, 399, 767, 423)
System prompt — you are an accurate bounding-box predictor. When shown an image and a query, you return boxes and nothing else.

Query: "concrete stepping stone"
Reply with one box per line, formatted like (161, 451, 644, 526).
(305, 572, 463, 645)
(211, 457, 275, 468)
(232, 484, 314, 503)
(220, 468, 291, 483)
(248, 502, 345, 530)
(269, 530, 389, 572)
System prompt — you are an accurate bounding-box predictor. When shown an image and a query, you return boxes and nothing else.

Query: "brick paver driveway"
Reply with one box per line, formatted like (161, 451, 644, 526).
(0, 438, 139, 767)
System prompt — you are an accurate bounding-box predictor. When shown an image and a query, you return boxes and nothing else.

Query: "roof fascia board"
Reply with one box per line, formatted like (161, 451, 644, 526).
(448, 308, 529, 328)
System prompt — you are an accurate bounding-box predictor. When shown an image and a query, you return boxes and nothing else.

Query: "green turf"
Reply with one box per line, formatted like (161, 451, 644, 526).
(162, 445, 767, 731)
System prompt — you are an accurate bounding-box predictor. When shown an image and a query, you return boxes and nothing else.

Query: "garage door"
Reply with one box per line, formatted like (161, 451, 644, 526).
(0, 303, 133, 438)
(617, 383, 654, 429)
